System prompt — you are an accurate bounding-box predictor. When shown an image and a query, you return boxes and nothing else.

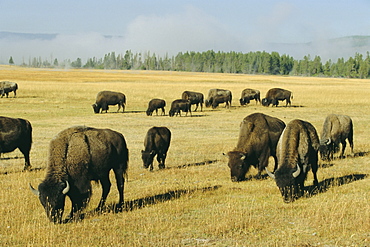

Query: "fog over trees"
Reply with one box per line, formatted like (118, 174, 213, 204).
(10, 50, 370, 79)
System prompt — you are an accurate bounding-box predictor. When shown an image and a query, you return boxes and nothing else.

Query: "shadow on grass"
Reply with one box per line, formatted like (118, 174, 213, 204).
(305, 173, 368, 198)
(97, 185, 222, 214)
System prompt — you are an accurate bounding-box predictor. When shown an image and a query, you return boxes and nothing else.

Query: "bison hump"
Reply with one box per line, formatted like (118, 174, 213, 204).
(66, 132, 91, 167)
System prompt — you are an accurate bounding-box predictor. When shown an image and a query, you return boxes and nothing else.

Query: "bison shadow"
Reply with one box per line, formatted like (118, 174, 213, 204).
(90, 185, 222, 216)
(305, 173, 367, 199)
(319, 151, 370, 168)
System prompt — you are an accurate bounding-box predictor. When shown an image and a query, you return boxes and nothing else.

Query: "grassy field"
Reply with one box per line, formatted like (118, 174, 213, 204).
(0, 65, 369, 246)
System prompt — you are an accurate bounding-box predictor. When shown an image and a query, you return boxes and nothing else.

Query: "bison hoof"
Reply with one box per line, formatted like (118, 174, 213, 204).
(158, 164, 165, 169)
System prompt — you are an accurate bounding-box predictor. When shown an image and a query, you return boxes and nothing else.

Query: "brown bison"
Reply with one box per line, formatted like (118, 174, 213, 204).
(181, 91, 204, 112)
(30, 126, 129, 223)
(262, 88, 292, 107)
(319, 114, 354, 161)
(0, 81, 18, 98)
(141, 127, 171, 170)
(146, 99, 166, 116)
(205, 89, 232, 108)
(0, 116, 32, 170)
(226, 113, 285, 182)
(239, 88, 261, 105)
(266, 119, 320, 203)
(92, 91, 126, 113)
(168, 99, 192, 117)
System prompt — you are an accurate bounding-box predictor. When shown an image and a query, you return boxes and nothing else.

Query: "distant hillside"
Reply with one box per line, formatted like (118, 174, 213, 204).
(0, 31, 57, 40)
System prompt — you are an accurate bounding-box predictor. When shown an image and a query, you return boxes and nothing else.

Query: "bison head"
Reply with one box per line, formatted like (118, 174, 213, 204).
(261, 98, 270, 106)
(168, 109, 175, 117)
(205, 99, 212, 107)
(226, 151, 251, 182)
(319, 138, 337, 161)
(92, 103, 101, 114)
(30, 180, 70, 223)
(266, 165, 303, 203)
(141, 150, 156, 170)
(239, 98, 250, 106)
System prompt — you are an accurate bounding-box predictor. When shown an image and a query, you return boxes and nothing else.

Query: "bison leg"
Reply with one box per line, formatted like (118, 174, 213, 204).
(96, 174, 111, 212)
(194, 103, 198, 112)
(340, 140, 347, 158)
(66, 191, 90, 222)
(18, 146, 32, 171)
(161, 107, 165, 116)
(157, 153, 166, 169)
(113, 167, 125, 211)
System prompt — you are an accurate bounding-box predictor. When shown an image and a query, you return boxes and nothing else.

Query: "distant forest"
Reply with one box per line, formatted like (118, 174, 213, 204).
(13, 50, 370, 78)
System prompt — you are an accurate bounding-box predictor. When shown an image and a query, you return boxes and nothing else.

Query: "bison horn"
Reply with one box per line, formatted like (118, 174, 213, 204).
(265, 167, 275, 179)
(326, 138, 331, 145)
(62, 181, 70, 194)
(29, 183, 39, 196)
(292, 164, 301, 178)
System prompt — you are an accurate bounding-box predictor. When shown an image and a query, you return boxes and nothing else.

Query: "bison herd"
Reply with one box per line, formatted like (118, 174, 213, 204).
(91, 87, 293, 116)
(0, 81, 356, 223)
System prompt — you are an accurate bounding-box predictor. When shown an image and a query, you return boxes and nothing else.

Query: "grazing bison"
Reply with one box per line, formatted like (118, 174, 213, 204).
(319, 114, 354, 161)
(181, 91, 204, 112)
(226, 113, 285, 182)
(239, 88, 261, 105)
(0, 116, 32, 170)
(141, 127, 171, 171)
(168, 99, 192, 117)
(92, 91, 126, 113)
(30, 126, 129, 223)
(0, 81, 18, 98)
(266, 119, 320, 203)
(205, 89, 232, 108)
(146, 99, 166, 116)
(262, 88, 292, 107)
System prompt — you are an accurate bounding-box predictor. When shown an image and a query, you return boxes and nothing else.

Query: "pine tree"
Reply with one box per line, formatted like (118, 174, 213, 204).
(9, 56, 14, 65)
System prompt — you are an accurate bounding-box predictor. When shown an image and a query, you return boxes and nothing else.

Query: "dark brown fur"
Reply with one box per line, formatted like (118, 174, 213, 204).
(181, 91, 204, 112)
(319, 114, 354, 161)
(168, 99, 191, 117)
(32, 126, 128, 223)
(239, 88, 261, 105)
(226, 113, 285, 182)
(0, 81, 18, 98)
(0, 116, 32, 170)
(141, 127, 171, 170)
(262, 88, 292, 107)
(267, 119, 319, 203)
(92, 91, 126, 113)
(146, 99, 166, 116)
(205, 89, 232, 108)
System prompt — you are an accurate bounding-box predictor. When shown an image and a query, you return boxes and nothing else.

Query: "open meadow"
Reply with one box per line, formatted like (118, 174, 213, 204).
(0, 65, 369, 246)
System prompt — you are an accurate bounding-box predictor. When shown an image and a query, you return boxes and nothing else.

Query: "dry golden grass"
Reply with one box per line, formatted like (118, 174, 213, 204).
(0, 65, 369, 246)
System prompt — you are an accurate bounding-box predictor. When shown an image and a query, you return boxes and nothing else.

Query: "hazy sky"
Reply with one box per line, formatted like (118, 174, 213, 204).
(1, 0, 369, 63)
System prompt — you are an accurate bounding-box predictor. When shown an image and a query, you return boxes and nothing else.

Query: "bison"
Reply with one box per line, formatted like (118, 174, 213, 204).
(266, 119, 320, 203)
(146, 99, 166, 116)
(0, 81, 18, 98)
(239, 88, 261, 105)
(181, 91, 204, 112)
(168, 99, 192, 117)
(226, 113, 285, 182)
(30, 126, 129, 223)
(141, 127, 171, 171)
(262, 88, 292, 107)
(319, 114, 354, 161)
(205, 89, 232, 108)
(0, 116, 32, 170)
(92, 91, 126, 113)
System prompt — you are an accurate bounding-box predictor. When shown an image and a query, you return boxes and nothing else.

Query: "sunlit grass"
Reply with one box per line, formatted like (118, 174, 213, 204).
(0, 65, 369, 246)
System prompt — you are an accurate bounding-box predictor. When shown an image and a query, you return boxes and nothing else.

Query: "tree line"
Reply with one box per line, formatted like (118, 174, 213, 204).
(13, 50, 370, 78)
